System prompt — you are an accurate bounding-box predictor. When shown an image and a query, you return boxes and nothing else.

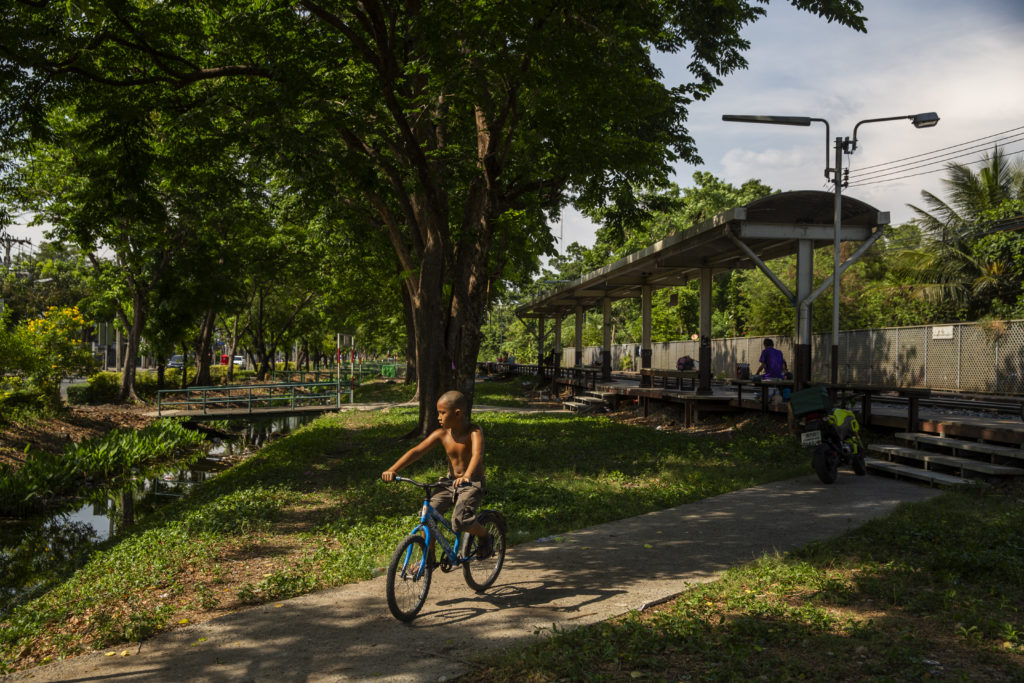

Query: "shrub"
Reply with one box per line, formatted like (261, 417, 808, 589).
(64, 383, 90, 405)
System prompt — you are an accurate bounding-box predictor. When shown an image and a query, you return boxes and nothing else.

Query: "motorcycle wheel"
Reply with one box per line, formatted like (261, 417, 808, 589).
(812, 444, 840, 484)
(851, 452, 867, 476)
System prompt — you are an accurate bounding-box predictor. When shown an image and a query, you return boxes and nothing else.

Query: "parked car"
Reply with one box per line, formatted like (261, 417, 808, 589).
(167, 354, 185, 369)
(233, 355, 245, 367)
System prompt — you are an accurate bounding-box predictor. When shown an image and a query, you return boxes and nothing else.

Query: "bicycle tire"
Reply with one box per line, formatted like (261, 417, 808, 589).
(386, 534, 432, 621)
(462, 510, 507, 592)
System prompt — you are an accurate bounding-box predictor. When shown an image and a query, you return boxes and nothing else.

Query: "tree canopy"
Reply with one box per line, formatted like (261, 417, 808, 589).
(2, 0, 870, 428)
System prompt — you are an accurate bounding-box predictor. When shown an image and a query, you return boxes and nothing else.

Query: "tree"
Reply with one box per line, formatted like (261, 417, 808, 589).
(2, 0, 868, 433)
(899, 146, 1024, 319)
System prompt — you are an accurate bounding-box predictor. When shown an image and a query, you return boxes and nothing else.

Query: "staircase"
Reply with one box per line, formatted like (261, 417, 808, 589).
(562, 391, 616, 414)
(866, 431, 1024, 487)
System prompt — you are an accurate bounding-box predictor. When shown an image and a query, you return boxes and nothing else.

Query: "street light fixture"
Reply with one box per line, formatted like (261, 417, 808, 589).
(723, 111, 939, 384)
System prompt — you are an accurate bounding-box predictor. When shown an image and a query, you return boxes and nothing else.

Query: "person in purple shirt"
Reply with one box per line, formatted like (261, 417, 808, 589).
(756, 338, 789, 401)
(756, 338, 787, 379)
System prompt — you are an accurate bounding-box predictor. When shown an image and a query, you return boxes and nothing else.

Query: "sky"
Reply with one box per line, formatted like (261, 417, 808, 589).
(551, 0, 1024, 255)
(7, 0, 1024, 260)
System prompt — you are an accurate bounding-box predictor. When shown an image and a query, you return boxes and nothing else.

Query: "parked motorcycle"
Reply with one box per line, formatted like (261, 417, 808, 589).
(791, 387, 867, 484)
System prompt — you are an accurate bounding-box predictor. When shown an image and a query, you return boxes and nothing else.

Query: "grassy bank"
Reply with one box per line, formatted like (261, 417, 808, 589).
(467, 483, 1024, 681)
(0, 381, 806, 673)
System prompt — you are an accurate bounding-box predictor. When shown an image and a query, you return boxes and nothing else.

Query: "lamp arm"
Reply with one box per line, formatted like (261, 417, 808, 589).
(851, 115, 912, 150)
(808, 118, 830, 178)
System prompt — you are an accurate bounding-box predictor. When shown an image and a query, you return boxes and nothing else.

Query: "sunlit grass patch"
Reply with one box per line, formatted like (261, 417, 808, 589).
(466, 486, 1024, 682)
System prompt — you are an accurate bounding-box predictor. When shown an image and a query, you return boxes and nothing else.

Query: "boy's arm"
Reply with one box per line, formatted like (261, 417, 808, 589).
(453, 427, 485, 487)
(382, 429, 443, 481)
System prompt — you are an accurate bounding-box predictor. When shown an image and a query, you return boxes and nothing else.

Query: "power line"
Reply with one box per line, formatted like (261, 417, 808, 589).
(847, 145, 1024, 188)
(848, 131, 1024, 183)
(852, 124, 1024, 172)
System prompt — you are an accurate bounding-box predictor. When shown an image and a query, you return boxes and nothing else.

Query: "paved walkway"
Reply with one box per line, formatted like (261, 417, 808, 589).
(6, 473, 941, 682)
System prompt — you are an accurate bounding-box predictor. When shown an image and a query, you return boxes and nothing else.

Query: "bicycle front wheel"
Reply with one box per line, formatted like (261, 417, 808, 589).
(462, 510, 507, 592)
(386, 534, 432, 621)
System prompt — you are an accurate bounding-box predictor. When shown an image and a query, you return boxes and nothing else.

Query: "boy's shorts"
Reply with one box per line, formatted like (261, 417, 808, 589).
(431, 478, 485, 533)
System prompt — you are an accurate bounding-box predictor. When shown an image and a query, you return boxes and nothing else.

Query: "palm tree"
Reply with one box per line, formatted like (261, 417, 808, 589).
(894, 146, 1024, 317)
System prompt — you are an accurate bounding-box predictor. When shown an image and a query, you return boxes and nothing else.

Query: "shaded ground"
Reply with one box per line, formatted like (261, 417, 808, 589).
(3, 473, 942, 682)
(0, 404, 156, 468)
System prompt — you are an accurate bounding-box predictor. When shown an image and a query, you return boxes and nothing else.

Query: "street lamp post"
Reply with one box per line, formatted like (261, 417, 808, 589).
(723, 112, 938, 385)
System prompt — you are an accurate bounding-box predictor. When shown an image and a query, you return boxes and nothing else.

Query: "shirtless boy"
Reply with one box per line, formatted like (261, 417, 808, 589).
(381, 390, 492, 557)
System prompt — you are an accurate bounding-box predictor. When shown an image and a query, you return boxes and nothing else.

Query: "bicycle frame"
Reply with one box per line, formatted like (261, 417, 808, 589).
(409, 495, 464, 568)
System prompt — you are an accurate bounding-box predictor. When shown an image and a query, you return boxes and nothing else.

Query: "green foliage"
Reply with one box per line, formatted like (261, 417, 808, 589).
(0, 398, 807, 670)
(5, 306, 96, 408)
(65, 372, 121, 405)
(470, 487, 1024, 681)
(0, 419, 206, 516)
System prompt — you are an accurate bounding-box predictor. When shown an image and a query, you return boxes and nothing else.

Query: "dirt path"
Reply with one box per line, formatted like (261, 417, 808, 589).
(4, 472, 941, 682)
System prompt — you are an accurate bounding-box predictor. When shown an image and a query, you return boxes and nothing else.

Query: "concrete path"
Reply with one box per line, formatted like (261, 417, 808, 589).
(5, 473, 941, 683)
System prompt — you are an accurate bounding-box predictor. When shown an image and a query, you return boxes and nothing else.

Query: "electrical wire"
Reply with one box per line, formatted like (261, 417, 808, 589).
(848, 132, 1024, 184)
(847, 145, 1024, 188)
(852, 124, 1024, 172)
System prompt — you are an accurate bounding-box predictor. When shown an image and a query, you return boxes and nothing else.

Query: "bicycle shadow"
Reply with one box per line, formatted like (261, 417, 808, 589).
(427, 579, 626, 626)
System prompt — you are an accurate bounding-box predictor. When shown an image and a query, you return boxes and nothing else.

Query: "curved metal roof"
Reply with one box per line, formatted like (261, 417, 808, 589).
(518, 190, 888, 317)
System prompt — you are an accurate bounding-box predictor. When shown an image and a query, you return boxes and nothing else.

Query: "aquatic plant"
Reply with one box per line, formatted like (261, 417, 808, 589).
(0, 419, 206, 516)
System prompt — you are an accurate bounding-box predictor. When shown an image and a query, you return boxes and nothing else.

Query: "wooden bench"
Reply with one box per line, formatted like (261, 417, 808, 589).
(868, 443, 1024, 478)
(728, 378, 794, 413)
(640, 369, 699, 390)
(895, 432, 1024, 464)
(825, 383, 931, 431)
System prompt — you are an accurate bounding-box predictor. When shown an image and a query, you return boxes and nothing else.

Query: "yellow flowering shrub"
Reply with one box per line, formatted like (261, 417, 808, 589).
(12, 306, 96, 407)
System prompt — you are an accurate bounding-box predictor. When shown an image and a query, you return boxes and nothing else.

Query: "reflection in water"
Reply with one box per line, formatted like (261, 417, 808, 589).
(1, 414, 315, 617)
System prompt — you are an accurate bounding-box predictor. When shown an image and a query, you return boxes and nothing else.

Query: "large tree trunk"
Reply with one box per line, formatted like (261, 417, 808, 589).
(193, 309, 217, 386)
(407, 241, 449, 436)
(117, 291, 145, 403)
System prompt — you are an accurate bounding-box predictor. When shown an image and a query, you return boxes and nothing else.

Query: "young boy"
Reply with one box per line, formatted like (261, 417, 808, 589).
(381, 390, 492, 557)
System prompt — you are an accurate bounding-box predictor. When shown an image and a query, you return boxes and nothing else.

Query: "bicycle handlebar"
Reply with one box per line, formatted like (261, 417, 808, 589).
(390, 475, 469, 489)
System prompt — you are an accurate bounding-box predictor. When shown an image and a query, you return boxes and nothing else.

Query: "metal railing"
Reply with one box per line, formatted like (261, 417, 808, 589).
(560, 319, 1024, 396)
(157, 380, 353, 416)
(271, 362, 406, 383)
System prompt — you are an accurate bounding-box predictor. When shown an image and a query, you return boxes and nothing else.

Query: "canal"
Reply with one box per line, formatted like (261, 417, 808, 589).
(1, 414, 316, 617)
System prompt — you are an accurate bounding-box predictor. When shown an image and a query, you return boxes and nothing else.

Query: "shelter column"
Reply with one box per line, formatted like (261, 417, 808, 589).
(640, 284, 653, 387)
(698, 268, 713, 395)
(795, 239, 814, 389)
(575, 305, 584, 368)
(602, 296, 612, 381)
(536, 316, 545, 380)
(553, 315, 563, 373)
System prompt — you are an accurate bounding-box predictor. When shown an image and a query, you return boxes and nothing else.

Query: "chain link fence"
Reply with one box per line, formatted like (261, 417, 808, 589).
(561, 320, 1024, 395)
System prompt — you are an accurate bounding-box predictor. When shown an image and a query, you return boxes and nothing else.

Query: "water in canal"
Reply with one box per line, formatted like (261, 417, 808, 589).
(1, 414, 316, 617)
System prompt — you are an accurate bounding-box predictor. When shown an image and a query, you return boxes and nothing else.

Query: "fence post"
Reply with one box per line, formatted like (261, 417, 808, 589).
(995, 338, 1000, 393)
(248, 387, 253, 414)
(957, 325, 962, 391)
(924, 326, 929, 387)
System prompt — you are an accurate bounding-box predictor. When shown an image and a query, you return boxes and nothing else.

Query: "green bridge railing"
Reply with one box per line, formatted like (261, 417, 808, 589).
(156, 380, 354, 417)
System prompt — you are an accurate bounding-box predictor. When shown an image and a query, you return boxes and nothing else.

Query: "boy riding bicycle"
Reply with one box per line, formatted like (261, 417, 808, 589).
(381, 390, 493, 558)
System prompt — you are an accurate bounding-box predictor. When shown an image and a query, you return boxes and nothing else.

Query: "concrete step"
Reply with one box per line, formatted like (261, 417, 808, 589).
(562, 400, 594, 413)
(576, 395, 608, 405)
(864, 457, 974, 487)
(868, 444, 1024, 477)
(894, 432, 1024, 462)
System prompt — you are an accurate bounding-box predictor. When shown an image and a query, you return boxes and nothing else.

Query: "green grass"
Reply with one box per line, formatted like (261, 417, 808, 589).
(0, 379, 807, 672)
(466, 484, 1024, 681)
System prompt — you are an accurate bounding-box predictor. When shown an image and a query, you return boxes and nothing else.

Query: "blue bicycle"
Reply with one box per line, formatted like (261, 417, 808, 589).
(385, 476, 507, 621)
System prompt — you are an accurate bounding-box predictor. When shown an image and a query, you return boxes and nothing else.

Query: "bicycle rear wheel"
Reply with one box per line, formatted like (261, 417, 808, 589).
(386, 534, 432, 621)
(462, 510, 507, 592)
